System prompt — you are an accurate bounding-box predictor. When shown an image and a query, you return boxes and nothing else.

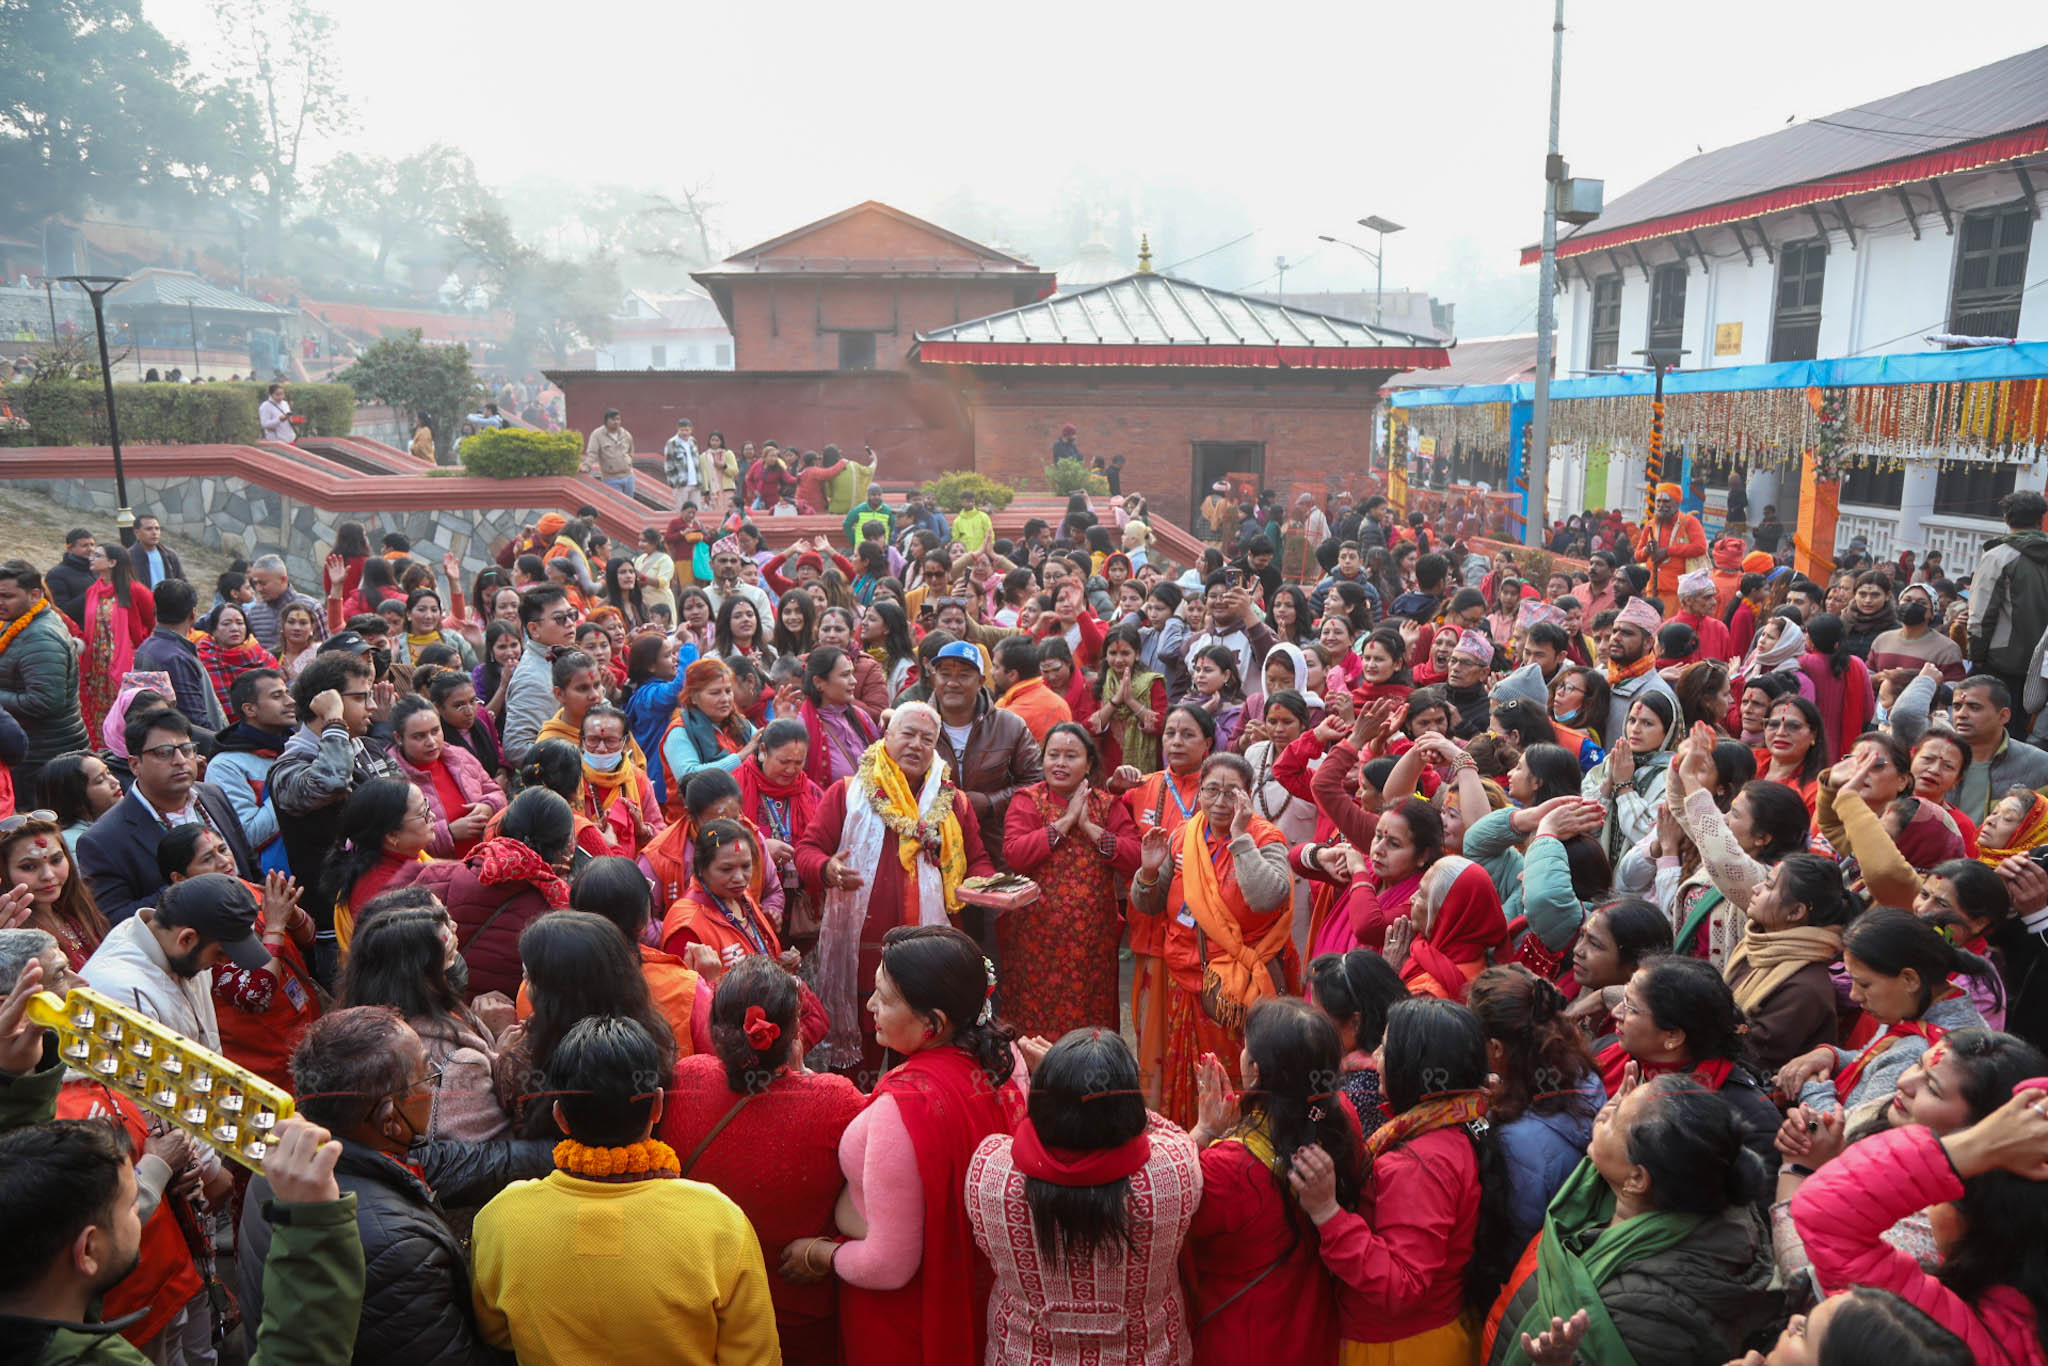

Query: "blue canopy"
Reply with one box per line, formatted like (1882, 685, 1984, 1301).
(1389, 340, 2048, 409)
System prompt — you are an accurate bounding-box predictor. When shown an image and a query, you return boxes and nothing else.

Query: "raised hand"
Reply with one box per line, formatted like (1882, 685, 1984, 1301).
(1519, 1309, 1592, 1366)
(0, 956, 48, 1077)
(1381, 915, 1414, 969)
(0, 884, 33, 932)
(264, 1116, 345, 1204)
(1139, 825, 1172, 876)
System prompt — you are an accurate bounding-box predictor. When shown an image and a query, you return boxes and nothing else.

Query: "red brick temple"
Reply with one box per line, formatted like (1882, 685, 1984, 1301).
(548, 202, 1450, 528)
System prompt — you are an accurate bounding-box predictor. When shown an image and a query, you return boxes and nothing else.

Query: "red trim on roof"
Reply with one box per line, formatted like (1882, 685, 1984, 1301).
(1520, 123, 2048, 266)
(916, 341, 1449, 371)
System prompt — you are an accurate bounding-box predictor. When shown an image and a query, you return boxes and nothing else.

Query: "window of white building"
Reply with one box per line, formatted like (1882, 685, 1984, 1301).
(1950, 202, 2032, 339)
(1770, 240, 1827, 363)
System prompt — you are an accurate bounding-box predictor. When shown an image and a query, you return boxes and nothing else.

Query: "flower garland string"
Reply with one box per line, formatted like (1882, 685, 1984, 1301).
(553, 1138, 682, 1182)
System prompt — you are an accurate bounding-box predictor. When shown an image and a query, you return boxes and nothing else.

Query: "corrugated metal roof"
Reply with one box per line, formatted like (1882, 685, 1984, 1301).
(108, 268, 292, 316)
(1384, 334, 1540, 389)
(1551, 44, 2048, 252)
(918, 271, 1431, 348)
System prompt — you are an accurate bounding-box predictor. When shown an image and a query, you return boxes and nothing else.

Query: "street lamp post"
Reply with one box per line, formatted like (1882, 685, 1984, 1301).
(1318, 216, 1405, 328)
(59, 275, 135, 546)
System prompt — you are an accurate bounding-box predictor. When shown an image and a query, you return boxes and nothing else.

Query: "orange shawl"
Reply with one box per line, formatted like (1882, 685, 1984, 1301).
(1161, 810, 1295, 1026)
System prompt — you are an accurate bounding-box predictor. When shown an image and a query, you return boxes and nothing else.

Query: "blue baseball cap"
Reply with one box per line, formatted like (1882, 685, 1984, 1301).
(932, 640, 983, 672)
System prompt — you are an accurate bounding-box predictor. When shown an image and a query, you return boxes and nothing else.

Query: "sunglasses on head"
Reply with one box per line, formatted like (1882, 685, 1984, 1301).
(0, 809, 59, 836)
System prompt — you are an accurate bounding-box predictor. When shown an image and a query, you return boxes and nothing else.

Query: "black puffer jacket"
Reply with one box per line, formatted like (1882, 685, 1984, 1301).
(238, 1135, 551, 1366)
(42, 551, 95, 627)
(1484, 1204, 1778, 1366)
(0, 603, 87, 784)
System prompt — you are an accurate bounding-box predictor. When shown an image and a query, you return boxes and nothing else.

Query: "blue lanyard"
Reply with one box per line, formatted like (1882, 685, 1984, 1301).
(706, 892, 769, 957)
(1163, 774, 1197, 822)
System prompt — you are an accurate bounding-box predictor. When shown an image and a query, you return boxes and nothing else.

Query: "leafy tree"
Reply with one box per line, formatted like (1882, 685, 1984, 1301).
(335, 329, 480, 464)
(0, 0, 224, 232)
(455, 209, 620, 370)
(207, 0, 353, 266)
(316, 144, 490, 284)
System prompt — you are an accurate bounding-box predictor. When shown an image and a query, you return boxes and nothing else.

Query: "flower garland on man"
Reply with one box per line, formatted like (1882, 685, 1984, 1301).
(795, 701, 993, 1076)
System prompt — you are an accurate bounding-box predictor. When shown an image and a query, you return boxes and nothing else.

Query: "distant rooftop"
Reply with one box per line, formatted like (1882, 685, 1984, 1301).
(109, 268, 292, 317)
(1527, 43, 2048, 263)
(1383, 334, 1540, 389)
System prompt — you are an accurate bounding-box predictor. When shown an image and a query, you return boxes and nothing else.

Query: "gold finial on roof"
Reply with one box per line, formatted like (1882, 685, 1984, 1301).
(1137, 234, 1154, 275)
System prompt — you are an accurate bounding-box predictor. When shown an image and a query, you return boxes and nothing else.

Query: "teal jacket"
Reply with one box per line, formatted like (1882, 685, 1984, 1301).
(0, 1038, 366, 1366)
(1462, 807, 1587, 952)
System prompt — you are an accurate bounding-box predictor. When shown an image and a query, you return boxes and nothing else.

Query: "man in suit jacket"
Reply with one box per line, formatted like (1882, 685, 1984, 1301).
(78, 705, 256, 924)
(127, 512, 187, 589)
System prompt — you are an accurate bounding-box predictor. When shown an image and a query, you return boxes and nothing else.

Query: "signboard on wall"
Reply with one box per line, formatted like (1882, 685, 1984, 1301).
(1714, 323, 1744, 356)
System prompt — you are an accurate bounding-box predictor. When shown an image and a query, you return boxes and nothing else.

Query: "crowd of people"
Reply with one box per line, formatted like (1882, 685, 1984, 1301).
(8, 457, 2048, 1366)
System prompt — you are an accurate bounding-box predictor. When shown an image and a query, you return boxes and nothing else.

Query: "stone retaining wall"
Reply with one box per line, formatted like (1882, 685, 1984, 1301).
(13, 472, 538, 588)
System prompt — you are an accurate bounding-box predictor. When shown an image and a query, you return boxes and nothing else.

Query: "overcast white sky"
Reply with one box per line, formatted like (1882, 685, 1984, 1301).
(144, 0, 2048, 323)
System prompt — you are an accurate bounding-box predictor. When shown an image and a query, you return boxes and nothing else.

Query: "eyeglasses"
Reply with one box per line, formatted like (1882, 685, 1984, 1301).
(337, 689, 373, 702)
(396, 1065, 444, 1098)
(0, 808, 58, 835)
(138, 742, 199, 761)
(1197, 784, 1245, 798)
(547, 611, 580, 626)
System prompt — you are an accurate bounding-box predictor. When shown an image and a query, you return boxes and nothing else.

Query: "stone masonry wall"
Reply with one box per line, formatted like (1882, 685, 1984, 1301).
(12, 473, 544, 591)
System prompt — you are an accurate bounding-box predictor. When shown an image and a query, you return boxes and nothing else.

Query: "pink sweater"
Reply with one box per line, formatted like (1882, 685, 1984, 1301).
(1792, 1123, 2045, 1365)
(835, 1051, 1030, 1289)
(835, 1095, 925, 1288)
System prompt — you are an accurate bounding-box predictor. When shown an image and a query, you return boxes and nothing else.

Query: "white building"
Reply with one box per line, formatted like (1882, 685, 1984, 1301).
(592, 289, 734, 371)
(1544, 44, 2048, 562)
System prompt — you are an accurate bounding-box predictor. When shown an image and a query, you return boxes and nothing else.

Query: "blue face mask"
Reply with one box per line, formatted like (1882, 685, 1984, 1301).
(583, 749, 624, 772)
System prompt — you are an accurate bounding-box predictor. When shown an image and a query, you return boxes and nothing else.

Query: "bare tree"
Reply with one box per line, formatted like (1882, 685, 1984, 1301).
(208, 0, 353, 265)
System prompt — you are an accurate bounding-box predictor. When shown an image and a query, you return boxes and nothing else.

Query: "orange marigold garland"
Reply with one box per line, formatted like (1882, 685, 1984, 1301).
(553, 1138, 682, 1181)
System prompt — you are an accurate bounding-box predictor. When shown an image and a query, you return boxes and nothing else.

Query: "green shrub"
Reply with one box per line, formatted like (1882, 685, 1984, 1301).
(1046, 457, 1107, 496)
(921, 470, 1016, 513)
(460, 426, 582, 479)
(6, 379, 354, 445)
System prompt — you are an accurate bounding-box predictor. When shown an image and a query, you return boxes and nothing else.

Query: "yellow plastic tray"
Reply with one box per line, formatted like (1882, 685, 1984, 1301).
(26, 986, 295, 1170)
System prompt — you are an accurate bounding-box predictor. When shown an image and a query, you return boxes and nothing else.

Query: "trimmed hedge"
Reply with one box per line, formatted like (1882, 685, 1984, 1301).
(4, 380, 354, 446)
(921, 470, 1016, 513)
(459, 426, 582, 479)
(1046, 457, 1108, 496)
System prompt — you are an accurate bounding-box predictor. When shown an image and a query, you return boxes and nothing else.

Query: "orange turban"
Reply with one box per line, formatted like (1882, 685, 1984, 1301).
(535, 513, 567, 540)
(1655, 482, 1683, 500)
(1742, 551, 1775, 574)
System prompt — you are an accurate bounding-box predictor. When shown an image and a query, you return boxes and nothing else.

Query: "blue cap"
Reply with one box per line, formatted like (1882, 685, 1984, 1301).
(933, 640, 983, 671)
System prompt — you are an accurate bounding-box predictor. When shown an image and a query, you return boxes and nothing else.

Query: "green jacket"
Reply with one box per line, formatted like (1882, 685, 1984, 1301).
(843, 502, 895, 548)
(0, 1039, 366, 1366)
(1463, 806, 1587, 951)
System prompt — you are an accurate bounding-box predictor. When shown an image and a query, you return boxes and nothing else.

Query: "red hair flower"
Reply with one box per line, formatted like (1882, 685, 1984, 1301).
(742, 1005, 781, 1050)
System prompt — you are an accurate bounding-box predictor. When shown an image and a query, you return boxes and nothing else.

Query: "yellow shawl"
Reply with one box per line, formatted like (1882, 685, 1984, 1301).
(855, 741, 967, 913)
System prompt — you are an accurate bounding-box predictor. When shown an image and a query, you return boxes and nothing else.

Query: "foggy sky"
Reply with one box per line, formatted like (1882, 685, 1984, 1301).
(143, 0, 2048, 324)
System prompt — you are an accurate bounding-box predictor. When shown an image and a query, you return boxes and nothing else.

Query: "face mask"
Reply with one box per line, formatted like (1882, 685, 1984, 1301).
(446, 954, 470, 998)
(1899, 599, 1929, 626)
(584, 749, 624, 772)
(1555, 706, 1579, 724)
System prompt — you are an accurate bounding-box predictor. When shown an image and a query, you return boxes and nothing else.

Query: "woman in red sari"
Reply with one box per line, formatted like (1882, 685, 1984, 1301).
(1001, 722, 1142, 1037)
(1129, 752, 1296, 1130)
(78, 541, 154, 741)
(782, 925, 1025, 1366)
(1799, 613, 1874, 767)
(1117, 703, 1214, 1109)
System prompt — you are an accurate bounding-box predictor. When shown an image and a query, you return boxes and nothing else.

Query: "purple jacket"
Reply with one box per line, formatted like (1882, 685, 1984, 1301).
(393, 744, 508, 856)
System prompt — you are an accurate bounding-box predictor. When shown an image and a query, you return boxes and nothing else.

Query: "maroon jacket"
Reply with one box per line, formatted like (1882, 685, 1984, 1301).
(395, 856, 556, 1000)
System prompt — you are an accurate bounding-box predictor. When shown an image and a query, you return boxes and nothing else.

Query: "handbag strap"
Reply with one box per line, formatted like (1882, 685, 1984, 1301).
(1193, 1229, 1299, 1329)
(679, 1090, 762, 1178)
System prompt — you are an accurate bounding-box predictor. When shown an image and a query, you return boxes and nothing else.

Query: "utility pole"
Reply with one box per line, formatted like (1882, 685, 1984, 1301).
(61, 276, 135, 546)
(1525, 0, 1567, 548)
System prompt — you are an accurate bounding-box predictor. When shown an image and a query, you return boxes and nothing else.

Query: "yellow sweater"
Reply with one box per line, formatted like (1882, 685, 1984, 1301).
(471, 1170, 779, 1365)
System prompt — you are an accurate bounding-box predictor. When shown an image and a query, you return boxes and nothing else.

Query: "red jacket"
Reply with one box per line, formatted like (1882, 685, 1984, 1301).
(1186, 1137, 1339, 1366)
(1318, 1126, 1479, 1344)
(1793, 1122, 2045, 1365)
(397, 857, 558, 1001)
